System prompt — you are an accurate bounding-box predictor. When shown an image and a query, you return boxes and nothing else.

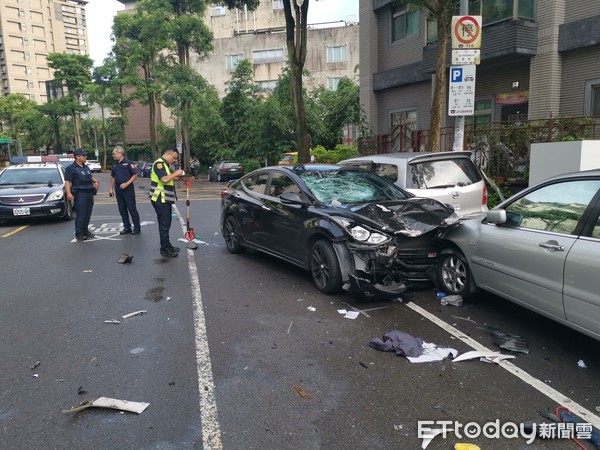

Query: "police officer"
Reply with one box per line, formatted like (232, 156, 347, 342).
(65, 148, 99, 241)
(109, 146, 141, 235)
(150, 147, 184, 257)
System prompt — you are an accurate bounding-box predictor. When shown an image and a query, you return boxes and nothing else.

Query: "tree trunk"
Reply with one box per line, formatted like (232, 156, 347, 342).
(283, 0, 310, 164)
(101, 107, 108, 168)
(144, 64, 158, 159)
(428, 11, 449, 152)
(73, 109, 82, 149)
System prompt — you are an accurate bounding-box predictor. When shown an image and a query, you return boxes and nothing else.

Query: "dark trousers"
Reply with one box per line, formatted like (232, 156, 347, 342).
(115, 185, 140, 231)
(152, 201, 173, 249)
(74, 190, 94, 236)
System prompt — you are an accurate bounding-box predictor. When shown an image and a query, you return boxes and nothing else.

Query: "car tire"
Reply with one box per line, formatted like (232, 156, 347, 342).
(437, 250, 472, 298)
(223, 215, 245, 254)
(62, 200, 73, 221)
(310, 240, 343, 294)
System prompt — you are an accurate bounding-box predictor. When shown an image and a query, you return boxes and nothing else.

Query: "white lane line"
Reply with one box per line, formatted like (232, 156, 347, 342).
(405, 301, 600, 429)
(174, 205, 223, 449)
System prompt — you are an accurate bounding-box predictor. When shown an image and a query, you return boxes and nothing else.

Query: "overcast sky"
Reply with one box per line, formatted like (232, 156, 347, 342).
(85, 0, 359, 66)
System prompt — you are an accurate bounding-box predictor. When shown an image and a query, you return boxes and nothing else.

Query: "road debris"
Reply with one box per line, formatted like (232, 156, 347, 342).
(122, 310, 147, 319)
(77, 386, 88, 395)
(440, 295, 463, 306)
(490, 328, 529, 354)
(63, 397, 150, 414)
(32, 374, 39, 378)
(455, 444, 480, 450)
(286, 321, 293, 334)
(359, 362, 369, 369)
(117, 253, 134, 264)
(406, 342, 458, 363)
(307, 306, 316, 312)
(292, 383, 310, 399)
(30, 361, 40, 370)
(337, 309, 359, 319)
(452, 350, 515, 364)
(104, 320, 121, 324)
(83, 269, 93, 273)
(578, 359, 587, 368)
(451, 315, 478, 325)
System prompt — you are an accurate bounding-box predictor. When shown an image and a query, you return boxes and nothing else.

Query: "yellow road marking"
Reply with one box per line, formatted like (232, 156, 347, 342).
(1, 225, 29, 238)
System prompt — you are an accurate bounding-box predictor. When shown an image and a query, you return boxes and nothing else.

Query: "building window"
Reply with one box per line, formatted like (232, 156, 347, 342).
(257, 80, 277, 91)
(210, 5, 226, 16)
(19, 8, 25, 17)
(273, 0, 283, 9)
(392, 3, 418, 42)
(226, 54, 244, 70)
(327, 46, 347, 63)
(584, 79, 600, 117)
(328, 77, 342, 91)
(253, 49, 284, 64)
(24, 52, 30, 60)
(20, 23, 27, 32)
(27, 66, 32, 74)
(23, 37, 29, 46)
(391, 109, 418, 129)
(30, 94, 35, 101)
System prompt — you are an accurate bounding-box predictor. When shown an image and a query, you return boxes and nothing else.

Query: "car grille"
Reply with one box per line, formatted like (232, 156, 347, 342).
(0, 194, 46, 205)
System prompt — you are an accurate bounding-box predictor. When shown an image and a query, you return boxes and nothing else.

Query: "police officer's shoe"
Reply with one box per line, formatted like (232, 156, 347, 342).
(76, 234, 87, 241)
(120, 228, 132, 235)
(85, 230, 95, 238)
(131, 229, 141, 235)
(160, 247, 178, 257)
(168, 245, 180, 253)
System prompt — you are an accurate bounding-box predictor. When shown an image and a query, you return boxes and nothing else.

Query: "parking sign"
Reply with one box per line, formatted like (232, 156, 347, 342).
(448, 65, 476, 116)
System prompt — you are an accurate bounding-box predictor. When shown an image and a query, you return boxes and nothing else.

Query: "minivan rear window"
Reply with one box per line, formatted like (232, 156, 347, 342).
(407, 158, 481, 189)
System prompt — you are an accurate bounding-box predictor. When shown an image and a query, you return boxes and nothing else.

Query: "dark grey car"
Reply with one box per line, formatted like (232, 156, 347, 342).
(208, 161, 244, 182)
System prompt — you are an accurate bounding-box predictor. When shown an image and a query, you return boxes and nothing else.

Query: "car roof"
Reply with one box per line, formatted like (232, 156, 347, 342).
(5, 163, 61, 170)
(344, 151, 474, 162)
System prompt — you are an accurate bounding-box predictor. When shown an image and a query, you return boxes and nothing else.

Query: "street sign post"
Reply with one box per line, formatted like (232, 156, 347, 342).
(452, 49, 480, 65)
(448, 65, 476, 116)
(0, 137, 12, 144)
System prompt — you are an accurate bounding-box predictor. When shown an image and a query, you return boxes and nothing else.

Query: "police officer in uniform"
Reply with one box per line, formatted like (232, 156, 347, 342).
(65, 148, 99, 241)
(150, 147, 184, 257)
(109, 146, 141, 235)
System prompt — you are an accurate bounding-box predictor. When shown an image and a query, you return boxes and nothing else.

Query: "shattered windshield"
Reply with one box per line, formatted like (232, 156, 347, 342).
(299, 169, 408, 206)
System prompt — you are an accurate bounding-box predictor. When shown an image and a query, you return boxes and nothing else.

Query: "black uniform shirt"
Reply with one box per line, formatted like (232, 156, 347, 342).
(65, 162, 93, 191)
(111, 158, 137, 185)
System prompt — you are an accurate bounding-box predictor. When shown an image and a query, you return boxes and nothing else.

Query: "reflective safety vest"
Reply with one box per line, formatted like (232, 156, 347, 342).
(149, 158, 176, 203)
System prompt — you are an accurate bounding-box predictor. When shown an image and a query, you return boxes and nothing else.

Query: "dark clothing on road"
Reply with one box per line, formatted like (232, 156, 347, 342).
(111, 158, 140, 232)
(65, 162, 95, 238)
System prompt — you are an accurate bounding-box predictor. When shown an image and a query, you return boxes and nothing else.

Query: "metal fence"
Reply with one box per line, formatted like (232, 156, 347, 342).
(370, 116, 600, 183)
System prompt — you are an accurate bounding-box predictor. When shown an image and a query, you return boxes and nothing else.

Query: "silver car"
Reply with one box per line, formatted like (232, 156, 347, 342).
(339, 151, 488, 217)
(437, 170, 600, 341)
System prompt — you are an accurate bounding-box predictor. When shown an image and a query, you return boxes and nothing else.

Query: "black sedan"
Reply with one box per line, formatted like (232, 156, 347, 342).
(0, 163, 73, 221)
(208, 161, 244, 182)
(220, 165, 459, 299)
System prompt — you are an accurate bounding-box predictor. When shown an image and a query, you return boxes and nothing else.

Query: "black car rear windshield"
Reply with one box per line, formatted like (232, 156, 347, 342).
(406, 158, 482, 189)
(0, 168, 62, 185)
(299, 170, 409, 205)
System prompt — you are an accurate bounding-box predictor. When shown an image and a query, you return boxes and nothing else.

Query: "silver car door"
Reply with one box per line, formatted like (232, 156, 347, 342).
(563, 215, 600, 338)
(474, 179, 600, 319)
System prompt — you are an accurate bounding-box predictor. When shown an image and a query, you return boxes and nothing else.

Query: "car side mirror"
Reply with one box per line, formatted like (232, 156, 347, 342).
(486, 209, 506, 224)
(280, 192, 304, 205)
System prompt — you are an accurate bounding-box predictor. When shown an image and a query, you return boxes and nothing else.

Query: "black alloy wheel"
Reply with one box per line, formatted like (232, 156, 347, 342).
(223, 215, 245, 253)
(310, 240, 342, 294)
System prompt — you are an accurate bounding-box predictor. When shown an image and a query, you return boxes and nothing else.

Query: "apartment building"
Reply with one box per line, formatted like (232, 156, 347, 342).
(360, 0, 600, 149)
(0, 0, 90, 104)
(116, 0, 359, 145)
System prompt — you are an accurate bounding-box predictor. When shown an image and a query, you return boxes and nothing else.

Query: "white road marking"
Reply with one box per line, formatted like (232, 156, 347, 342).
(174, 205, 223, 449)
(405, 301, 600, 429)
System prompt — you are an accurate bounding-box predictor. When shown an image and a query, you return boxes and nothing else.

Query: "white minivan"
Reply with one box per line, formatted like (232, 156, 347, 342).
(339, 151, 488, 217)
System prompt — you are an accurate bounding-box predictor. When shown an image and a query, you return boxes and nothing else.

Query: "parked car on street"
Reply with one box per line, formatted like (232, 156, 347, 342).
(221, 164, 459, 298)
(0, 163, 73, 221)
(437, 170, 600, 341)
(339, 151, 488, 217)
(208, 161, 244, 182)
(278, 152, 298, 165)
(85, 159, 102, 173)
(137, 161, 152, 178)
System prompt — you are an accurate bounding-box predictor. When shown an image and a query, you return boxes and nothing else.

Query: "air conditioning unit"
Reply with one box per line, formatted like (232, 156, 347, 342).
(210, 6, 226, 16)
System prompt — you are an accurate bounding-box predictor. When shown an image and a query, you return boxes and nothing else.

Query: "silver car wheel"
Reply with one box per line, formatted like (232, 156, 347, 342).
(440, 253, 468, 294)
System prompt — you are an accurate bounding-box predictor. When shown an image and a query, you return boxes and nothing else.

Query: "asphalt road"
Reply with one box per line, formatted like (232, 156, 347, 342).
(0, 172, 598, 450)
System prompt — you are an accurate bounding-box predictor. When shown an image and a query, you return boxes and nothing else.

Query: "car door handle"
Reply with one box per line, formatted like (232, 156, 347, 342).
(262, 205, 271, 211)
(539, 241, 565, 252)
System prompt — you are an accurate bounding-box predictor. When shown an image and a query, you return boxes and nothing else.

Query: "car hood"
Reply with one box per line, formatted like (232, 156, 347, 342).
(0, 184, 64, 195)
(333, 197, 459, 237)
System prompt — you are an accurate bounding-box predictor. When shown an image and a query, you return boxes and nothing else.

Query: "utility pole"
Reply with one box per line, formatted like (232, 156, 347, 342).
(452, 0, 469, 151)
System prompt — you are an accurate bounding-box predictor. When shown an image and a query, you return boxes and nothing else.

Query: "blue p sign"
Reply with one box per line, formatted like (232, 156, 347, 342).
(451, 68, 463, 82)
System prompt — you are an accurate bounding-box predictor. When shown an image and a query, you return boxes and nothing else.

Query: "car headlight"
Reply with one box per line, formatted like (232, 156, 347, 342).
(333, 218, 391, 245)
(47, 190, 64, 201)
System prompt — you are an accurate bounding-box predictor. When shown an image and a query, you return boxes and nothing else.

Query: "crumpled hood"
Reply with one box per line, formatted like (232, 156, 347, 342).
(338, 197, 459, 237)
